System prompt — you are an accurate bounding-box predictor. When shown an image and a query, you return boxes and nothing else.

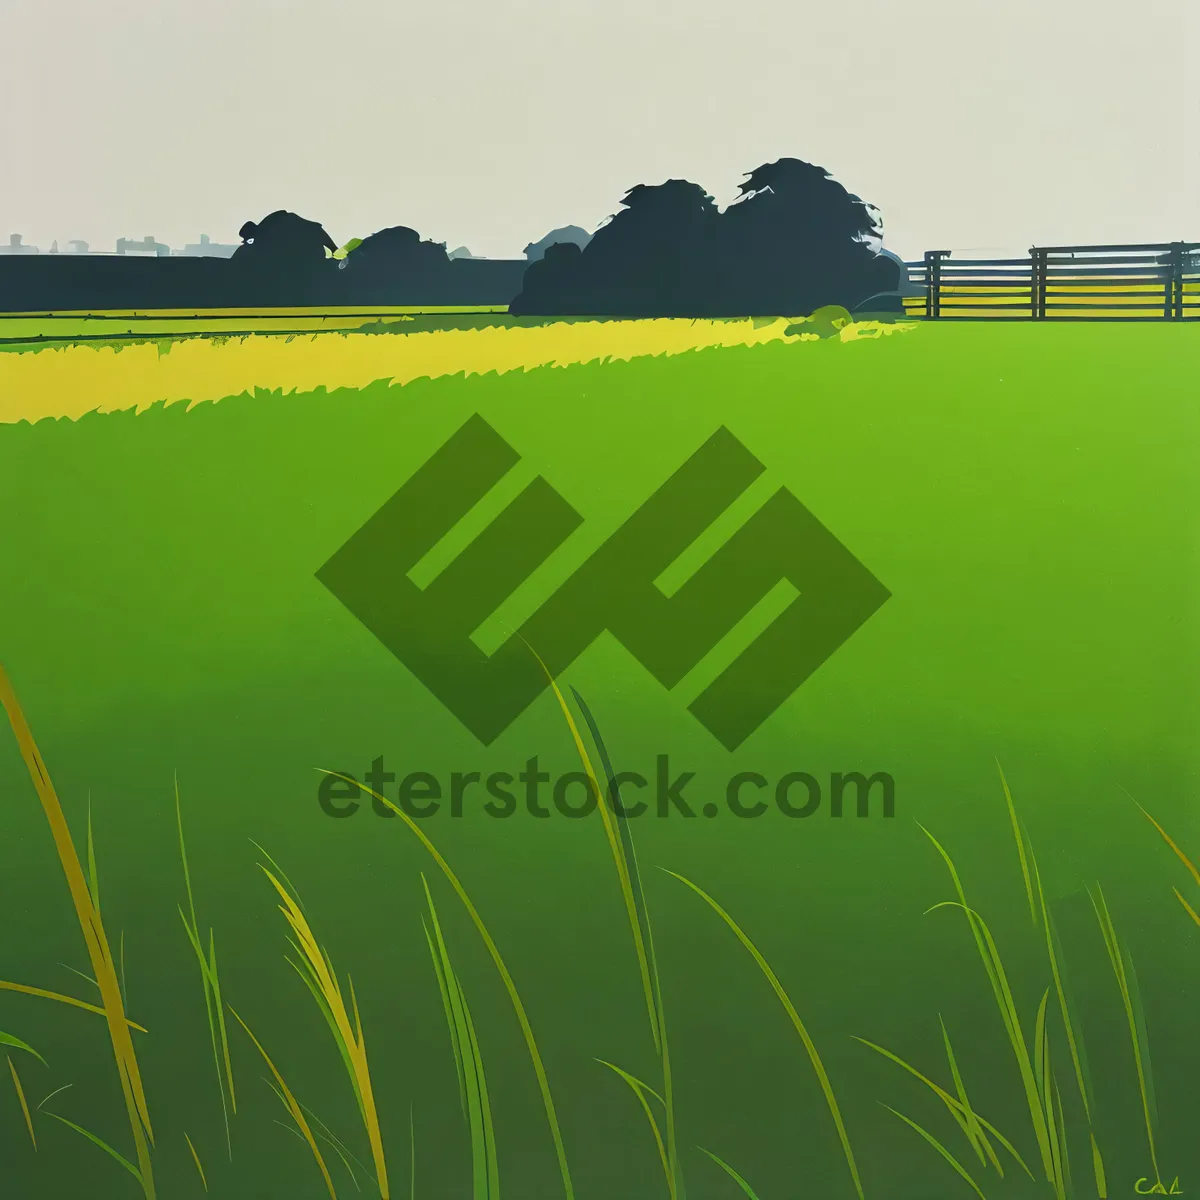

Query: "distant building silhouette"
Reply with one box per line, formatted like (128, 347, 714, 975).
(49, 240, 59, 254)
(66, 240, 89, 254)
(177, 233, 238, 258)
(0, 234, 39, 255)
(117, 236, 170, 257)
(448, 246, 480, 259)
(524, 225, 592, 261)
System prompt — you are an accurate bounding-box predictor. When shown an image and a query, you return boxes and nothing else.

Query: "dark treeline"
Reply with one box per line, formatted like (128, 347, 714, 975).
(512, 158, 903, 317)
(0, 156, 906, 315)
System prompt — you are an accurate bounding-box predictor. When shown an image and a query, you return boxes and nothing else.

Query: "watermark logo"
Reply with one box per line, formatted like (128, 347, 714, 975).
(317, 414, 889, 749)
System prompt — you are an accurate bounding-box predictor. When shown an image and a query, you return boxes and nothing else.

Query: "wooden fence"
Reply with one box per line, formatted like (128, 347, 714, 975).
(902, 242, 1200, 320)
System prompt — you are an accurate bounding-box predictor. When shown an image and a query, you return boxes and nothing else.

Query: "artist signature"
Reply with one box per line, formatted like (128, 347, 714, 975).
(1135, 1178, 1182, 1195)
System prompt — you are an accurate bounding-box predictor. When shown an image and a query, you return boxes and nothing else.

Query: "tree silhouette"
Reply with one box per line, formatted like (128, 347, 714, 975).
(340, 225, 451, 279)
(511, 158, 903, 317)
(716, 158, 900, 314)
(512, 180, 719, 316)
(232, 210, 338, 267)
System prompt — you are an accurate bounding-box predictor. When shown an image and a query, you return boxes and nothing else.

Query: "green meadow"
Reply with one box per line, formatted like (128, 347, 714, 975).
(1, 321, 1198, 1200)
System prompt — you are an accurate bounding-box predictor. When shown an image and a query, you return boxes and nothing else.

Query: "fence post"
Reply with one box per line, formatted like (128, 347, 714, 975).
(925, 250, 948, 319)
(1166, 242, 1185, 320)
(1030, 247, 1046, 319)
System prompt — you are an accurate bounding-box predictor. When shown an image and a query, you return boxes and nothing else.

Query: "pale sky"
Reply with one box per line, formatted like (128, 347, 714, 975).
(2, 0, 1196, 261)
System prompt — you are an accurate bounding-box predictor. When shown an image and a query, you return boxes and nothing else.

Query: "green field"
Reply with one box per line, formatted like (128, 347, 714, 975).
(1, 320, 1198, 1200)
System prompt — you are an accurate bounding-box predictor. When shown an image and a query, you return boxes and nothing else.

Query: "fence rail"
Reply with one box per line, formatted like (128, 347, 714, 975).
(902, 242, 1200, 320)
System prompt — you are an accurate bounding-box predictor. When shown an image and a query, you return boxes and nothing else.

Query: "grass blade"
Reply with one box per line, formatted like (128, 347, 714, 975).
(8, 1054, 37, 1149)
(697, 1147, 762, 1200)
(0, 979, 146, 1028)
(854, 1037, 1033, 1179)
(569, 685, 682, 1200)
(883, 1105, 986, 1199)
(921, 825, 1056, 1187)
(1091, 884, 1161, 1187)
(996, 762, 1037, 926)
(43, 1110, 143, 1184)
(229, 1006, 337, 1200)
(323, 768, 572, 1200)
(0, 1030, 47, 1066)
(666, 869, 863, 1200)
(0, 662, 155, 1198)
(423, 876, 499, 1200)
(596, 1059, 670, 1193)
(939, 1017, 1000, 1174)
(184, 1131, 209, 1192)
(260, 865, 389, 1197)
(176, 780, 236, 1160)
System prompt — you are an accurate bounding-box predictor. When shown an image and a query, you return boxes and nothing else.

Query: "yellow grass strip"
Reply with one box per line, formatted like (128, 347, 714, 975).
(665, 870, 864, 1200)
(8, 1054, 37, 1148)
(0, 316, 907, 424)
(229, 1007, 337, 1200)
(184, 1132, 209, 1191)
(321, 770, 573, 1200)
(0, 661, 155, 1197)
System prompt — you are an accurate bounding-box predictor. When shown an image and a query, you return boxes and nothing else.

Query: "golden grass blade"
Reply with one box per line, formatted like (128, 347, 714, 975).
(321, 769, 573, 1200)
(1132, 801, 1200, 890)
(853, 1038, 1033, 1179)
(0, 662, 155, 1197)
(260, 866, 389, 1198)
(883, 1105, 987, 1200)
(8, 1054, 37, 1149)
(596, 1059, 671, 1194)
(0, 979, 146, 1028)
(184, 1132, 209, 1192)
(1173, 888, 1200, 928)
(1090, 885, 1161, 1186)
(697, 1147, 762, 1200)
(86, 794, 100, 915)
(996, 762, 1037, 926)
(423, 877, 499, 1200)
(229, 1006, 337, 1200)
(567, 685, 682, 1200)
(666, 869, 864, 1200)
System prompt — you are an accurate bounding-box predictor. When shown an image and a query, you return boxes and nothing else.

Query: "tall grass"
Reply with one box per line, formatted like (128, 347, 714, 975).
(325, 769, 573, 1200)
(175, 780, 237, 1161)
(259, 862, 390, 1197)
(539, 671, 682, 1200)
(423, 874, 499, 1200)
(0, 661, 155, 1197)
(856, 767, 1179, 1199)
